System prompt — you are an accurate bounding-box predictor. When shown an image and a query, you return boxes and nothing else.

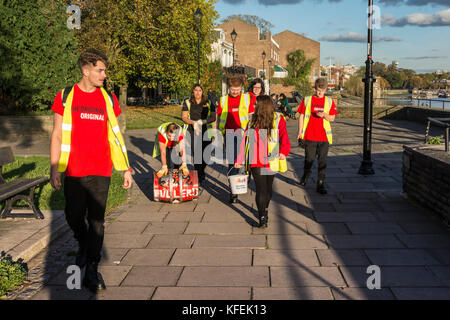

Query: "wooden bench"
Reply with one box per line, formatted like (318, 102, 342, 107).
(0, 147, 49, 219)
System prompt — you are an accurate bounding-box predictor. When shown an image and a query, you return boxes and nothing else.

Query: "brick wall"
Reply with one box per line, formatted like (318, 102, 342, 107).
(403, 146, 450, 225)
(273, 30, 320, 84)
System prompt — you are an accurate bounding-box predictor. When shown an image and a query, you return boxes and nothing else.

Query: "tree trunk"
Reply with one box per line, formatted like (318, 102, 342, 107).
(118, 84, 127, 133)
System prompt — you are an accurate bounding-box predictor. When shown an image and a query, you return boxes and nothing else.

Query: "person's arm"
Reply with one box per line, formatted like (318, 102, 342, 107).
(50, 113, 63, 190)
(297, 114, 304, 140)
(207, 112, 216, 124)
(159, 141, 167, 166)
(181, 110, 196, 125)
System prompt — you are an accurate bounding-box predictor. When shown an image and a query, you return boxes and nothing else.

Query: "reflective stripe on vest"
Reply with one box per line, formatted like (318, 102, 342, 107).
(218, 93, 251, 133)
(300, 96, 333, 144)
(152, 122, 184, 158)
(58, 87, 130, 172)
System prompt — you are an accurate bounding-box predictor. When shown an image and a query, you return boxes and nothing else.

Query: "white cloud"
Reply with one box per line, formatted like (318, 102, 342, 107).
(319, 32, 402, 42)
(382, 9, 450, 27)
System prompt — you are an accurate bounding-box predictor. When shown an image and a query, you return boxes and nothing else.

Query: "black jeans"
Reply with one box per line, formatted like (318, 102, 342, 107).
(64, 175, 110, 264)
(304, 140, 329, 182)
(251, 167, 275, 215)
(186, 126, 212, 181)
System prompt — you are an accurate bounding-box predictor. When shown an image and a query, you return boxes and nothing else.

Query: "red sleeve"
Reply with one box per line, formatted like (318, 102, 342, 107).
(158, 133, 166, 144)
(236, 129, 248, 165)
(278, 117, 291, 157)
(298, 99, 306, 115)
(51, 91, 64, 116)
(329, 100, 338, 116)
(112, 93, 122, 117)
(178, 132, 184, 142)
(248, 95, 255, 114)
(217, 99, 222, 117)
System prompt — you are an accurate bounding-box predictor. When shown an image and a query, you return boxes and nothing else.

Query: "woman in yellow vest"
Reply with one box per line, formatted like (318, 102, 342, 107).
(297, 78, 338, 194)
(181, 84, 216, 187)
(152, 123, 189, 178)
(235, 95, 291, 228)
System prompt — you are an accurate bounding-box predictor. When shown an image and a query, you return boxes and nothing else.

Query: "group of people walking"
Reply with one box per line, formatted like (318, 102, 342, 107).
(49, 49, 337, 293)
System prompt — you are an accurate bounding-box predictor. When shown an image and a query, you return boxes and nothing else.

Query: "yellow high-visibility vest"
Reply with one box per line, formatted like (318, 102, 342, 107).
(57, 86, 130, 173)
(183, 99, 214, 139)
(218, 93, 251, 134)
(300, 96, 333, 144)
(152, 122, 184, 158)
(244, 112, 287, 173)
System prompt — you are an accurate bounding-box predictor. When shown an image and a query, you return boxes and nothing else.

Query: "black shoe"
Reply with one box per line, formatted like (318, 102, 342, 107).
(300, 173, 310, 186)
(258, 209, 268, 228)
(75, 243, 87, 268)
(317, 180, 327, 195)
(229, 194, 238, 203)
(83, 262, 106, 293)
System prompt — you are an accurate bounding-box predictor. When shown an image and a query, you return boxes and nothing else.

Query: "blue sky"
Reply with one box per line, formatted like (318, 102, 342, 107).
(214, 0, 450, 73)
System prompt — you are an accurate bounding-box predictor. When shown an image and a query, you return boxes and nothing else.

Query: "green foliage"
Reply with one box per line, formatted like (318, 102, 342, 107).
(0, 0, 80, 113)
(221, 14, 274, 35)
(426, 135, 443, 145)
(0, 254, 27, 297)
(200, 60, 222, 95)
(345, 75, 364, 97)
(283, 50, 315, 96)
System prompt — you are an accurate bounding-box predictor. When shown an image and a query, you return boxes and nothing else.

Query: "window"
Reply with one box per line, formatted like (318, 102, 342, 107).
(258, 28, 267, 41)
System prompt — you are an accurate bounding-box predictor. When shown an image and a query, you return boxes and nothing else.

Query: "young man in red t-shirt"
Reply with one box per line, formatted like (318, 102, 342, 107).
(217, 76, 255, 203)
(50, 49, 133, 293)
(297, 78, 338, 194)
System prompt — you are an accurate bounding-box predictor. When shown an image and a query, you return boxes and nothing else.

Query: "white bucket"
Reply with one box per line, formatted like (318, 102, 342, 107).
(227, 168, 249, 195)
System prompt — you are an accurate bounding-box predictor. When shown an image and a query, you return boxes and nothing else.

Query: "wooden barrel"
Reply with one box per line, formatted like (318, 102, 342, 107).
(153, 169, 198, 203)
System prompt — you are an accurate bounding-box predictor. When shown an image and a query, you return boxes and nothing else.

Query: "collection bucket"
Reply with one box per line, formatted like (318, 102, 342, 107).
(227, 167, 248, 195)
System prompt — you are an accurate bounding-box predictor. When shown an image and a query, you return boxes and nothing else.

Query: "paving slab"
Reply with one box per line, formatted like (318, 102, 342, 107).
(429, 266, 450, 286)
(253, 249, 319, 267)
(395, 234, 450, 249)
(170, 248, 252, 266)
(103, 234, 153, 249)
(147, 234, 195, 249)
(31, 286, 93, 300)
(177, 266, 269, 287)
(364, 249, 441, 266)
(253, 287, 333, 300)
(306, 222, 351, 235)
(314, 212, 378, 223)
(267, 235, 328, 250)
(340, 266, 444, 287)
(324, 235, 405, 249)
(142, 222, 188, 234)
(398, 222, 450, 234)
(346, 222, 405, 234)
(270, 266, 346, 287)
(116, 211, 167, 222)
(390, 288, 450, 300)
(120, 249, 175, 266)
(121, 266, 183, 287)
(99, 248, 130, 266)
(252, 221, 308, 235)
(192, 235, 266, 249)
(184, 222, 252, 235)
(105, 221, 149, 234)
(316, 249, 371, 267)
(164, 211, 205, 222)
(427, 249, 450, 265)
(94, 287, 155, 300)
(152, 287, 251, 300)
(331, 287, 395, 300)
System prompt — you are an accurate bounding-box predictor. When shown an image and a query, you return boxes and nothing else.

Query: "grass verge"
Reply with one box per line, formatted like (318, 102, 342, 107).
(1, 156, 129, 214)
(125, 105, 184, 130)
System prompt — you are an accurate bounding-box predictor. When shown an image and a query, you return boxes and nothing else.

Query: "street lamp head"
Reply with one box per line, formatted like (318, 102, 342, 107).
(193, 8, 203, 24)
(230, 28, 237, 42)
(262, 51, 266, 60)
(268, 59, 272, 65)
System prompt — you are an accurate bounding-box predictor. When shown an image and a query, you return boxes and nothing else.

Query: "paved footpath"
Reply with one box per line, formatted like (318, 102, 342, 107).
(3, 118, 450, 300)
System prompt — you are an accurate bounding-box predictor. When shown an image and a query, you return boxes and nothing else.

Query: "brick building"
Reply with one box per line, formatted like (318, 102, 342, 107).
(218, 19, 320, 87)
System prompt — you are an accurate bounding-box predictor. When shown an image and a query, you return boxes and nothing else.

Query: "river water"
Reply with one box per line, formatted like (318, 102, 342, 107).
(375, 94, 450, 111)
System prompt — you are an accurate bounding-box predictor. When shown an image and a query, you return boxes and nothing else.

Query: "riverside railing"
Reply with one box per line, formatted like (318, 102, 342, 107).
(425, 117, 450, 152)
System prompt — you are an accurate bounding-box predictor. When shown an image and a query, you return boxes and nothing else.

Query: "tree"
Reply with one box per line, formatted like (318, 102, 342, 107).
(200, 60, 222, 95)
(283, 50, 315, 96)
(0, 0, 79, 113)
(385, 71, 404, 89)
(221, 14, 274, 36)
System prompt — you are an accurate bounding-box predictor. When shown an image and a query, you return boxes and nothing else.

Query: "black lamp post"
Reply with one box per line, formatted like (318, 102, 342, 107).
(230, 28, 237, 67)
(194, 8, 203, 84)
(268, 59, 272, 90)
(359, 0, 376, 175)
(262, 51, 266, 79)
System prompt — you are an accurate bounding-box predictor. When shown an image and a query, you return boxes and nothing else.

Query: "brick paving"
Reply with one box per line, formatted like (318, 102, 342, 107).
(2, 118, 450, 300)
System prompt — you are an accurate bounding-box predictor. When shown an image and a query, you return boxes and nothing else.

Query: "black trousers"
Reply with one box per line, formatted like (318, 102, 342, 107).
(251, 167, 275, 214)
(64, 175, 110, 264)
(304, 140, 329, 182)
(186, 126, 212, 181)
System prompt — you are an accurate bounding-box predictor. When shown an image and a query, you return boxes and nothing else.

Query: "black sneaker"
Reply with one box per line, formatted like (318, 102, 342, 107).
(317, 180, 327, 195)
(83, 262, 106, 293)
(300, 174, 310, 186)
(229, 194, 238, 203)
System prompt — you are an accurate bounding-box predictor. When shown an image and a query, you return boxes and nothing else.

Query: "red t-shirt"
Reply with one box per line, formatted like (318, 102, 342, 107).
(236, 116, 291, 168)
(217, 94, 255, 130)
(158, 132, 184, 148)
(298, 96, 338, 142)
(51, 84, 121, 177)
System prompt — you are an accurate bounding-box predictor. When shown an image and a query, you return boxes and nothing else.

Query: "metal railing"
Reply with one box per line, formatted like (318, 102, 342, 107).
(425, 117, 450, 152)
(374, 97, 450, 110)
